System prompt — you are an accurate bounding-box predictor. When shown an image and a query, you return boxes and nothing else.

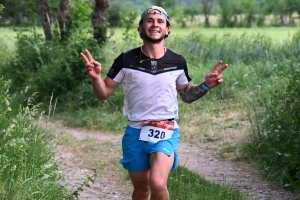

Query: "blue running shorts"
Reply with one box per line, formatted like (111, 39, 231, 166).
(120, 125, 180, 173)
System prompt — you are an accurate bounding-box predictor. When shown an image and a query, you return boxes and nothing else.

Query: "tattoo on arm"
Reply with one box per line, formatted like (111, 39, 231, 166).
(177, 82, 207, 103)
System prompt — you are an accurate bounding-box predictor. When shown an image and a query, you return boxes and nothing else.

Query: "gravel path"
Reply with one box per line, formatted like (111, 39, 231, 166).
(42, 121, 298, 200)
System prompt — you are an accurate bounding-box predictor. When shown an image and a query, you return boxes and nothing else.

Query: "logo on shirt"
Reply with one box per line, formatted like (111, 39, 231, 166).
(151, 60, 157, 73)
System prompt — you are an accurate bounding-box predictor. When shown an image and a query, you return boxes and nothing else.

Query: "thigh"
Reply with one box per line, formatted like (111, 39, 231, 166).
(149, 128, 180, 172)
(129, 169, 150, 188)
(150, 152, 174, 182)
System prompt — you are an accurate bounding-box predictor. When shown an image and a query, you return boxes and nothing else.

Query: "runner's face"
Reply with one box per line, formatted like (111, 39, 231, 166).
(140, 10, 170, 43)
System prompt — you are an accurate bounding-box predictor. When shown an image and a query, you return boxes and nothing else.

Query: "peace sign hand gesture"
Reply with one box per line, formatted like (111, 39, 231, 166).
(205, 60, 228, 89)
(80, 49, 102, 80)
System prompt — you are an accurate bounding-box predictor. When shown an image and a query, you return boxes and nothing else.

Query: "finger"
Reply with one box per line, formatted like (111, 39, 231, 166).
(85, 49, 94, 62)
(216, 74, 223, 80)
(80, 52, 89, 63)
(86, 63, 94, 68)
(93, 61, 101, 66)
(218, 64, 228, 74)
(86, 67, 92, 72)
(213, 60, 223, 71)
(207, 73, 218, 79)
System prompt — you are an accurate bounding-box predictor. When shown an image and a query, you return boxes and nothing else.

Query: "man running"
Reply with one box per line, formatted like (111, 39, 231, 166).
(80, 5, 227, 200)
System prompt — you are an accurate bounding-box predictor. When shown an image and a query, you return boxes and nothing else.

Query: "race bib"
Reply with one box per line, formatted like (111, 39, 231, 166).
(139, 120, 174, 143)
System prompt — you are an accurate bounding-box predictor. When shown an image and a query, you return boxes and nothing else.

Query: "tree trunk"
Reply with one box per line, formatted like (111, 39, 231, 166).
(41, 0, 53, 42)
(204, 14, 210, 27)
(201, 0, 214, 27)
(58, 0, 71, 41)
(92, 0, 109, 43)
(233, 14, 238, 27)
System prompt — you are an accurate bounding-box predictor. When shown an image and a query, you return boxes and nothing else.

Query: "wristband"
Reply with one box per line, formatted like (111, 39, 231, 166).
(202, 82, 210, 92)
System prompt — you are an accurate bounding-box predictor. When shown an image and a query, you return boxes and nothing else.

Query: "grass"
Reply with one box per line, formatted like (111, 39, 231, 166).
(1, 23, 299, 46)
(171, 26, 300, 43)
(107, 26, 300, 44)
(0, 79, 73, 199)
(168, 166, 248, 200)
(0, 26, 44, 53)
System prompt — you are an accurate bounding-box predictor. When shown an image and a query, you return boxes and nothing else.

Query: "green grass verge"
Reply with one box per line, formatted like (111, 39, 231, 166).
(168, 166, 248, 200)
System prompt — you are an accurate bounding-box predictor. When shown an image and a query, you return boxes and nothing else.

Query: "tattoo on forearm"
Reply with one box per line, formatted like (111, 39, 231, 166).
(178, 82, 207, 103)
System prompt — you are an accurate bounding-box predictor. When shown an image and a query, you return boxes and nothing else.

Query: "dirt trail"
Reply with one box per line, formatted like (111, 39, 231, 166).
(42, 121, 298, 200)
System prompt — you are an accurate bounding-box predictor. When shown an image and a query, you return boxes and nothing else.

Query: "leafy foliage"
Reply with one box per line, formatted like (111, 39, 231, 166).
(2, 28, 105, 111)
(0, 4, 4, 18)
(120, 11, 139, 42)
(243, 61, 300, 192)
(70, 0, 93, 32)
(108, 2, 129, 27)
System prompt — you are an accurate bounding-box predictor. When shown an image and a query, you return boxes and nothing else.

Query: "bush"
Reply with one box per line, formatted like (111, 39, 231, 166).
(108, 3, 127, 27)
(2, 29, 105, 111)
(243, 61, 300, 192)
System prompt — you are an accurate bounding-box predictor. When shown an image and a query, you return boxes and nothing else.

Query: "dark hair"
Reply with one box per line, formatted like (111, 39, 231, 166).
(138, 19, 171, 39)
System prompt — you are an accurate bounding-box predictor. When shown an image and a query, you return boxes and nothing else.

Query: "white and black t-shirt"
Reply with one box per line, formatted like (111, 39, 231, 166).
(107, 47, 191, 128)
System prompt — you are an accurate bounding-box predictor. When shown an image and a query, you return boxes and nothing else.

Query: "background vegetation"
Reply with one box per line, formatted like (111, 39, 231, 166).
(1, 0, 300, 28)
(1, 0, 300, 198)
(0, 78, 73, 199)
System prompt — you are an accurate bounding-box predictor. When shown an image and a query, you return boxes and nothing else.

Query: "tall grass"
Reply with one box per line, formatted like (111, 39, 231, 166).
(0, 78, 72, 199)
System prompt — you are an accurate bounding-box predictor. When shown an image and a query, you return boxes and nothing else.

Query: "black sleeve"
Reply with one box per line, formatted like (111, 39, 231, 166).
(107, 53, 124, 79)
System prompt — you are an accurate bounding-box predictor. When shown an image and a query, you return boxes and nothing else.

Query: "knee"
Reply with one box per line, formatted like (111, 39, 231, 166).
(149, 178, 167, 196)
(133, 181, 150, 199)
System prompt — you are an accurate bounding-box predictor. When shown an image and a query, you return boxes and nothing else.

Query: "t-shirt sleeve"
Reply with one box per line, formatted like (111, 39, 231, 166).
(176, 55, 192, 85)
(107, 53, 125, 82)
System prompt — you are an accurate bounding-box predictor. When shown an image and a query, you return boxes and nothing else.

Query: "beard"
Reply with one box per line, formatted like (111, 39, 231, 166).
(140, 28, 165, 44)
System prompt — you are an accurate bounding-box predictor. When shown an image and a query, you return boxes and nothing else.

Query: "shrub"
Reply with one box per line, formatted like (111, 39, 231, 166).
(243, 60, 300, 192)
(108, 3, 127, 27)
(2, 29, 105, 111)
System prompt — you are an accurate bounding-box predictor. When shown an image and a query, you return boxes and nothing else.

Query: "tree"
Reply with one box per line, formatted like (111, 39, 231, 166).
(264, 0, 298, 26)
(0, 0, 27, 25)
(151, 0, 173, 8)
(217, 0, 232, 27)
(218, 0, 257, 27)
(183, 3, 202, 26)
(0, 4, 4, 18)
(41, 0, 53, 42)
(241, 0, 259, 27)
(285, 0, 300, 25)
(231, 1, 243, 27)
(58, 0, 71, 41)
(92, 0, 109, 43)
(201, 0, 214, 27)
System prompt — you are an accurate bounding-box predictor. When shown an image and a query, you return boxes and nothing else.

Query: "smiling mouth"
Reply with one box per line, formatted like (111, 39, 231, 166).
(150, 30, 160, 33)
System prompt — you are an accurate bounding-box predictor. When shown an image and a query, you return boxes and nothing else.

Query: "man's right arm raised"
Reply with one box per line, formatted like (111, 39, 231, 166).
(80, 49, 119, 100)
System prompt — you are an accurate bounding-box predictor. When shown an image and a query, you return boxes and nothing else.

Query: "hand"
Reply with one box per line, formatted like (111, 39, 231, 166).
(205, 60, 228, 89)
(80, 49, 102, 79)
